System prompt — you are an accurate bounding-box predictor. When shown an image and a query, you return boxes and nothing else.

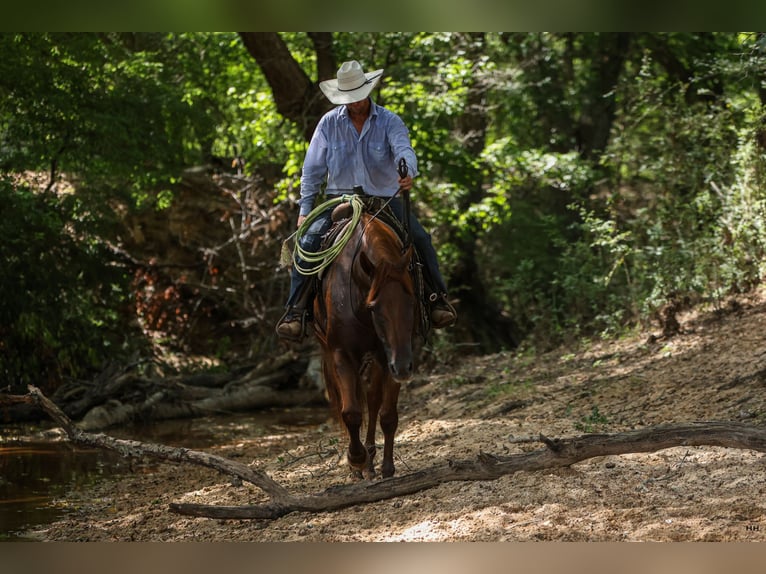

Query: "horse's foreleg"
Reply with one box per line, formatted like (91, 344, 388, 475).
(332, 350, 367, 475)
(379, 377, 401, 478)
(363, 358, 385, 479)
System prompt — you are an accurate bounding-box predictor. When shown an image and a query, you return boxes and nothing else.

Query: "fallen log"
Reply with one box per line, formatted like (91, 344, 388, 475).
(25, 384, 766, 521)
(76, 367, 322, 430)
(13, 350, 324, 430)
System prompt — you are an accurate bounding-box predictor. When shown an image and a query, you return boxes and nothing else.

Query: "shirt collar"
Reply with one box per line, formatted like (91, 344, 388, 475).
(338, 98, 378, 119)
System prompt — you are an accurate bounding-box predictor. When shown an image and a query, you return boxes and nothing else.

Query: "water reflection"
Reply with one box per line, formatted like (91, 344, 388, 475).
(0, 439, 127, 540)
(0, 407, 329, 541)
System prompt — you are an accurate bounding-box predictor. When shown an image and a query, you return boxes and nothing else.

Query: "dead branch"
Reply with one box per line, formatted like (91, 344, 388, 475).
(27, 384, 766, 521)
(0, 394, 36, 407)
(27, 385, 294, 506)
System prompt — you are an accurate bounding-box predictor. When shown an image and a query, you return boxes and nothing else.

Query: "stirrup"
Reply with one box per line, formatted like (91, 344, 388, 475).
(429, 293, 456, 329)
(276, 308, 308, 341)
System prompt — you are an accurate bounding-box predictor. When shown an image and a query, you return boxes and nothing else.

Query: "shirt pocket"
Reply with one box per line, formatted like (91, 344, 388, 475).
(368, 139, 389, 162)
(327, 143, 348, 174)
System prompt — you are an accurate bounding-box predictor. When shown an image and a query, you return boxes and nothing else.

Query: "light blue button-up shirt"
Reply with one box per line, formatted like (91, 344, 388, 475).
(298, 99, 419, 216)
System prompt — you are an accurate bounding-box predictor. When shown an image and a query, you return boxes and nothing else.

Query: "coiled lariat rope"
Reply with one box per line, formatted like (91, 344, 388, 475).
(281, 194, 365, 276)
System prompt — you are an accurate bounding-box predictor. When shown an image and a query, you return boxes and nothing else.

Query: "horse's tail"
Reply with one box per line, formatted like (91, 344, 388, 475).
(322, 357, 342, 426)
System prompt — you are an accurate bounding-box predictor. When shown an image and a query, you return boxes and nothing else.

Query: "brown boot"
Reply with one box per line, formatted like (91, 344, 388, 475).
(430, 295, 456, 328)
(276, 310, 305, 341)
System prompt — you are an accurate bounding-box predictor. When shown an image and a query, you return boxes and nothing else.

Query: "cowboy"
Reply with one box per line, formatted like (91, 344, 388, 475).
(276, 60, 457, 341)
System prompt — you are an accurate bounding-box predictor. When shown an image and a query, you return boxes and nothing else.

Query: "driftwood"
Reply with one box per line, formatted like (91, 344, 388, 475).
(4, 350, 323, 429)
(26, 384, 766, 521)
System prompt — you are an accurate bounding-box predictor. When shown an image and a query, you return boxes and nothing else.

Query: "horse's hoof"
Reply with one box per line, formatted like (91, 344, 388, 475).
(362, 466, 376, 480)
(346, 451, 369, 479)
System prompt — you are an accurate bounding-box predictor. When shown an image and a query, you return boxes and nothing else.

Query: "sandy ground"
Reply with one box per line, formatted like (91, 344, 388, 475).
(25, 290, 766, 542)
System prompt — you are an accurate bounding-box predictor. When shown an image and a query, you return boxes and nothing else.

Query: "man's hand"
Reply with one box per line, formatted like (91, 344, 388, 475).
(398, 175, 413, 191)
(297, 215, 307, 228)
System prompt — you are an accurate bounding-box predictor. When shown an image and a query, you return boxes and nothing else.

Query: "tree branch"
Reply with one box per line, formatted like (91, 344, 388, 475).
(26, 385, 766, 521)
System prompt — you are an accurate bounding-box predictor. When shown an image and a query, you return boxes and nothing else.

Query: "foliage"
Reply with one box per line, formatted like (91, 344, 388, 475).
(595, 35, 766, 325)
(1, 34, 187, 200)
(0, 179, 139, 393)
(4, 32, 766, 388)
(0, 33, 301, 387)
(468, 32, 766, 347)
(574, 405, 610, 433)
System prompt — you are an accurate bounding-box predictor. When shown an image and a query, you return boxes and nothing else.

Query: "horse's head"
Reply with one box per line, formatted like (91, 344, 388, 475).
(360, 243, 416, 382)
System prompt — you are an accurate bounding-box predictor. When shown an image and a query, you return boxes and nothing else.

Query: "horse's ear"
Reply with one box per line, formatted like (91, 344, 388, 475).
(359, 250, 375, 276)
(397, 244, 415, 270)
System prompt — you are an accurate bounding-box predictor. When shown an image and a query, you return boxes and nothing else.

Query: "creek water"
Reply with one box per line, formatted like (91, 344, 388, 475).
(0, 407, 328, 541)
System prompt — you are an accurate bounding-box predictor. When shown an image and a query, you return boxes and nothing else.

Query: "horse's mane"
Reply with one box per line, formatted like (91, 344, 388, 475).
(359, 215, 415, 307)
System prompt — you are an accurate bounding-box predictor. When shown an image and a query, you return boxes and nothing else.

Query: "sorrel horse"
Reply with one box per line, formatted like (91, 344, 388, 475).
(313, 204, 417, 479)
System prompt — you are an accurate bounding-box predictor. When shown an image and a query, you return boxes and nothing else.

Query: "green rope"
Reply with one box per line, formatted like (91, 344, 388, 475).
(291, 194, 365, 276)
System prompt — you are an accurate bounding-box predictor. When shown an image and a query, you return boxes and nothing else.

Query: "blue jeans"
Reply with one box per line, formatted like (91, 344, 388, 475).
(284, 196, 447, 309)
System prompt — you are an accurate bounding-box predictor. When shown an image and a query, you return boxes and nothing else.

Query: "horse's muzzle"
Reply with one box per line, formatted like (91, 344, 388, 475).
(389, 357, 413, 381)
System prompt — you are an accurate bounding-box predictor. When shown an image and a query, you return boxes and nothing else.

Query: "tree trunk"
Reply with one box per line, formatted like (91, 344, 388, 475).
(238, 33, 331, 141)
(307, 32, 336, 82)
(576, 33, 631, 160)
(447, 33, 521, 351)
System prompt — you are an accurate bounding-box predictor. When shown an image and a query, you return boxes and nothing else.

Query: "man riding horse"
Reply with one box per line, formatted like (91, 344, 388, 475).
(276, 59, 457, 341)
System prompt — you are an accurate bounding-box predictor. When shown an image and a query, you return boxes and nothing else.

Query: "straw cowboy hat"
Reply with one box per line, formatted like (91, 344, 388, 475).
(319, 60, 384, 105)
